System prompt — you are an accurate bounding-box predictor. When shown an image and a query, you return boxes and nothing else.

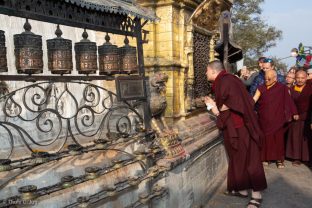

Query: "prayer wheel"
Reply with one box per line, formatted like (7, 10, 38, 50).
(74, 29, 97, 74)
(47, 25, 73, 74)
(98, 33, 120, 75)
(14, 19, 43, 74)
(119, 36, 138, 73)
(0, 30, 8, 72)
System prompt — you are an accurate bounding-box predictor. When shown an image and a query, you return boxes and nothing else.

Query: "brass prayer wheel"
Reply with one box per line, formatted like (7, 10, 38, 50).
(0, 30, 8, 72)
(14, 19, 43, 74)
(119, 36, 138, 73)
(47, 25, 73, 74)
(98, 33, 120, 75)
(74, 29, 97, 74)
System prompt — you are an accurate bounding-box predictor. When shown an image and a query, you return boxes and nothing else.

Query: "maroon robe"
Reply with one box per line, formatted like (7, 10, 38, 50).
(257, 82, 297, 161)
(286, 83, 312, 161)
(213, 71, 267, 192)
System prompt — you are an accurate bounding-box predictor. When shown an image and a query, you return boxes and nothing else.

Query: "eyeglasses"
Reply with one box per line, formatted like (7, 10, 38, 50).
(264, 58, 274, 63)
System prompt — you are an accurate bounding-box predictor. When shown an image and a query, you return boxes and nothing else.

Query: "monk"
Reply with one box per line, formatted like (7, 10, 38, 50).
(286, 70, 312, 166)
(205, 60, 267, 208)
(253, 70, 297, 168)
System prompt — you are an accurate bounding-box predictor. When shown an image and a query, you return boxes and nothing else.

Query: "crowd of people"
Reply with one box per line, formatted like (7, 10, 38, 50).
(204, 59, 312, 208)
(239, 57, 312, 168)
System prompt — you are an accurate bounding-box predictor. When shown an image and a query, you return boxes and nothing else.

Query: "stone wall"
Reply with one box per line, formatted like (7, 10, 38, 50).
(0, 111, 227, 208)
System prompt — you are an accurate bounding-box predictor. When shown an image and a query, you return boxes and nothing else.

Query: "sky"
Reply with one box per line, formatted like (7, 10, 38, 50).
(261, 0, 312, 68)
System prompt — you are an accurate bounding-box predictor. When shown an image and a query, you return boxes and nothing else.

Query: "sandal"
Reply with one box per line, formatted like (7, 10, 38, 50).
(224, 190, 248, 198)
(247, 197, 262, 208)
(276, 161, 285, 169)
(292, 160, 301, 166)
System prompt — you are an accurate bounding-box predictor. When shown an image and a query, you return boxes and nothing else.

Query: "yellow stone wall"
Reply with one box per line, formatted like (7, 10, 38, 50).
(95, 0, 231, 120)
(137, 0, 197, 120)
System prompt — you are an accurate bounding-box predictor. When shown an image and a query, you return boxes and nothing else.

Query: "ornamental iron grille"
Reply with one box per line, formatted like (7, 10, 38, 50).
(193, 31, 212, 98)
(0, 81, 145, 159)
(0, 1, 162, 206)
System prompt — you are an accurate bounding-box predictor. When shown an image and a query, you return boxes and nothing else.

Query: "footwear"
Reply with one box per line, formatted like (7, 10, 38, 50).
(292, 160, 301, 166)
(224, 190, 248, 198)
(246, 197, 262, 208)
(276, 161, 285, 169)
(262, 161, 269, 166)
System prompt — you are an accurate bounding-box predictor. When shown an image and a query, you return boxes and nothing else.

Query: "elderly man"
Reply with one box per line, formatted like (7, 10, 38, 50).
(286, 70, 312, 166)
(253, 70, 297, 168)
(249, 58, 285, 96)
(205, 60, 267, 208)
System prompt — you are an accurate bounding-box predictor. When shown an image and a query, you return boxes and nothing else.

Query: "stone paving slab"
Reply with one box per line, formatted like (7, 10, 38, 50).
(206, 160, 312, 208)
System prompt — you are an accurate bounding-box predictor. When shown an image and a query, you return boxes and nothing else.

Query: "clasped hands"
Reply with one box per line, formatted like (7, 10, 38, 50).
(204, 96, 230, 117)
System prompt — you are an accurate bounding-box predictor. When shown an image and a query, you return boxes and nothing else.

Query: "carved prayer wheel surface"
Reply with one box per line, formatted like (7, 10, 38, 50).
(14, 19, 43, 74)
(98, 33, 120, 75)
(193, 31, 211, 98)
(75, 29, 97, 74)
(119, 36, 138, 73)
(47, 25, 73, 74)
(0, 30, 7, 72)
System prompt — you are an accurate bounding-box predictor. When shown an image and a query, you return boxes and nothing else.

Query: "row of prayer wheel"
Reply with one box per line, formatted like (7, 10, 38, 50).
(0, 19, 138, 75)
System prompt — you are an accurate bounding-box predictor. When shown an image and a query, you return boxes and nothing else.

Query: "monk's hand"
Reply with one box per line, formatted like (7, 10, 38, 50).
(220, 104, 229, 111)
(204, 96, 215, 106)
(293, 115, 299, 120)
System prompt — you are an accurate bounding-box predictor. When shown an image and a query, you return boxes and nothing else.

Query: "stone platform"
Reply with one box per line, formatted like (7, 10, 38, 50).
(206, 160, 312, 208)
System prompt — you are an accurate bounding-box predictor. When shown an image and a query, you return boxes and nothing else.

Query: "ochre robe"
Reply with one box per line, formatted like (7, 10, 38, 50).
(213, 71, 267, 192)
(257, 82, 297, 161)
(286, 83, 312, 161)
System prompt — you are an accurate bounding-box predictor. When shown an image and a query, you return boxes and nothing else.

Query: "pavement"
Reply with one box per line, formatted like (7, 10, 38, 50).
(206, 160, 312, 208)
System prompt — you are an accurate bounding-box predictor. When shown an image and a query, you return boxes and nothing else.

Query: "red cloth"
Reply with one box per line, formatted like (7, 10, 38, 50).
(256, 82, 298, 161)
(286, 84, 312, 161)
(261, 128, 285, 161)
(257, 82, 297, 136)
(230, 111, 244, 128)
(213, 72, 267, 192)
(213, 71, 264, 148)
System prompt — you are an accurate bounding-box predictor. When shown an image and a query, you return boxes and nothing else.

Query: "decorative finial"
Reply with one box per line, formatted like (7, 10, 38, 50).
(124, 36, 129, 45)
(105, 33, 110, 43)
(82, 29, 88, 40)
(55, 24, 63, 38)
(24, 19, 32, 32)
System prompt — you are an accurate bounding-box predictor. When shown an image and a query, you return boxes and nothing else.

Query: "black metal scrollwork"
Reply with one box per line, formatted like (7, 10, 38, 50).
(0, 81, 144, 159)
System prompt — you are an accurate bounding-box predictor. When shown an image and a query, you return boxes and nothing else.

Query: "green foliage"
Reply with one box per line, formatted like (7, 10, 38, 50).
(232, 0, 282, 60)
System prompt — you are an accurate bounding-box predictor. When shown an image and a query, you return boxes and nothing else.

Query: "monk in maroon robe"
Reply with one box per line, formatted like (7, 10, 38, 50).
(253, 70, 297, 168)
(205, 61, 267, 208)
(286, 70, 312, 165)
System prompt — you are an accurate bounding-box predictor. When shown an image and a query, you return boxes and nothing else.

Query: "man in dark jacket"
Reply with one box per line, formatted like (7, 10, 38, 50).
(249, 58, 285, 96)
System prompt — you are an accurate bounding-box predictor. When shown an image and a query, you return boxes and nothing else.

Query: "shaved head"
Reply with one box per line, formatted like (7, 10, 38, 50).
(207, 60, 225, 72)
(206, 60, 225, 81)
(265, 70, 277, 86)
(295, 70, 308, 86)
(296, 70, 308, 77)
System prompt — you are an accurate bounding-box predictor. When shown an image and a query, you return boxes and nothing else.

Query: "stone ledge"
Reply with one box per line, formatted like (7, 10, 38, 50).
(156, 128, 221, 170)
